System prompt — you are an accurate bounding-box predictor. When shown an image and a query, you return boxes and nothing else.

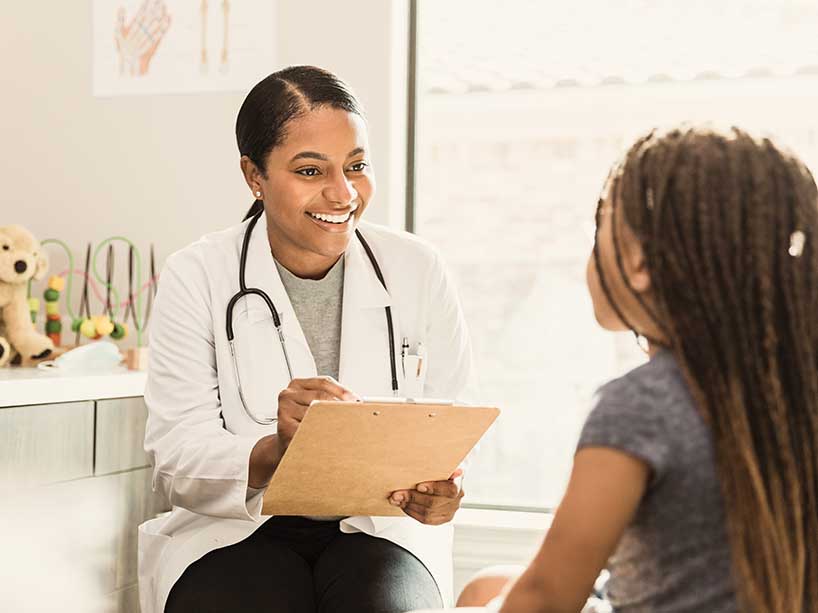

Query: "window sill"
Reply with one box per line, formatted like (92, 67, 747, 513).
(454, 506, 552, 532)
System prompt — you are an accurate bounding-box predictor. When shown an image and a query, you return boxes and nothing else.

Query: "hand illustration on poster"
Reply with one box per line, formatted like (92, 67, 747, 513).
(114, 0, 172, 77)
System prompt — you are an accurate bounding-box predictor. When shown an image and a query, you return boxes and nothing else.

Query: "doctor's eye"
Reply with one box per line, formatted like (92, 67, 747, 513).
(295, 167, 321, 177)
(347, 161, 368, 173)
(1, 245, 8, 251)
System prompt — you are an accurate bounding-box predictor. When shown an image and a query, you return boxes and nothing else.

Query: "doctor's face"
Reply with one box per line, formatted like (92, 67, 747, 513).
(252, 106, 375, 276)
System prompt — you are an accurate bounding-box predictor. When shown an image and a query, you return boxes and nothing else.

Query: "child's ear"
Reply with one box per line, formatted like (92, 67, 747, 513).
(34, 252, 49, 281)
(628, 248, 652, 293)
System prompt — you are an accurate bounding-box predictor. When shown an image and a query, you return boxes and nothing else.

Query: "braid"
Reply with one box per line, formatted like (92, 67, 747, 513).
(610, 136, 671, 345)
(607, 125, 818, 612)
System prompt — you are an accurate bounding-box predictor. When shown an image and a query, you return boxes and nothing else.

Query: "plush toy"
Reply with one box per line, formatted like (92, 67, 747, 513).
(0, 225, 54, 367)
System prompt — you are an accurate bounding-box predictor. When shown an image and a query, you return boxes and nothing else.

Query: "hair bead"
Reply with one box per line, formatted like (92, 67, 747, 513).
(789, 230, 806, 257)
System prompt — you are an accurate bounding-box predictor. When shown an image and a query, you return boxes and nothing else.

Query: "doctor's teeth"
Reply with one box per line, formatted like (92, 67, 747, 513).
(310, 211, 351, 223)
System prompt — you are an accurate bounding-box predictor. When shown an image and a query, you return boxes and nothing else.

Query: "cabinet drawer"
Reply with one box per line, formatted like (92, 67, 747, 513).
(98, 467, 167, 592)
(0, 401, 94, 484)
(43, 467, 167, 596)
(95, 397, 149, 475)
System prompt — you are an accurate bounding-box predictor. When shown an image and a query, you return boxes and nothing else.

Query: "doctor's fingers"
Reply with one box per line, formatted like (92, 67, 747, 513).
(401, 502, 455, 526)
(280, 389, 348, 410)
(397, 487, 463, 511)
(415, 478, 463, 499)
(291, 377, 360, 401)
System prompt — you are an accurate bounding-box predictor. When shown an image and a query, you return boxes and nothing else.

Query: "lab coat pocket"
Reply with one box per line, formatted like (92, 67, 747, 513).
(137, 522, 171, 612)
(138, 523, 171, 568)
(401, 346, 428, 398)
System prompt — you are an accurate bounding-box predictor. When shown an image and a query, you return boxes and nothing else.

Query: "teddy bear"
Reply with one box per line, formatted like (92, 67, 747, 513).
(0, 225, 54, 367)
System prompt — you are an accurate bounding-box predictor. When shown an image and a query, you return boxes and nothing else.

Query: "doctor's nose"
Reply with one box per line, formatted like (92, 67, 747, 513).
(14, 260, 27, 274)
(323, 175, 358, 206)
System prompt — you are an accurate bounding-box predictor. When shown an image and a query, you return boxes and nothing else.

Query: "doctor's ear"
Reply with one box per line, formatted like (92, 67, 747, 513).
(240, 156, 266, 193)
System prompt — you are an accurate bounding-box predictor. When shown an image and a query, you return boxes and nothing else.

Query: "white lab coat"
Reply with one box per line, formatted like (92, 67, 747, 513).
(138, 214, 476, 613)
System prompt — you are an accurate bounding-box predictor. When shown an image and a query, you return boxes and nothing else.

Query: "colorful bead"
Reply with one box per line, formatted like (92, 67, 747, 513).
(47, 332, 61, 346)
(45, 319, 63, 334)
(80, 319, 97, 338)
(46, 301, 60, 316)
(44, 288, 59, 302)
(47, 276, 65, 292)
(110, 322, 126, 340)
(28, 297, 40, 312)
(94, 316, 115, 337)
(71, 318, 83, 332)
(46, 314, 60, 321)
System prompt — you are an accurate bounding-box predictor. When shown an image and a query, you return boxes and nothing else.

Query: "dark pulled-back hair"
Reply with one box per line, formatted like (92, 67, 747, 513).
(595, 125, 818, 613)
(235, 66, 363, 220)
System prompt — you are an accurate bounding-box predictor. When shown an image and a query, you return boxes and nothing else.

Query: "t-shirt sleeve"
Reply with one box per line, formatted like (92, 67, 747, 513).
(577, 377, 673, 485)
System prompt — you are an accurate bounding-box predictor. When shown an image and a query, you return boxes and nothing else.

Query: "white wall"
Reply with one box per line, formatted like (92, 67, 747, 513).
(0, 0, 409, 273)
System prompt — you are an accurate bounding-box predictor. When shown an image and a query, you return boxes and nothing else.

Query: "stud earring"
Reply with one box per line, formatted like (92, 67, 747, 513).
(254, 190, 262, 198)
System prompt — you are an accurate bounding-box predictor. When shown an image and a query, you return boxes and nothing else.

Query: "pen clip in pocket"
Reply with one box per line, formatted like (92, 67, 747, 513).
(400, 340, 427, 398)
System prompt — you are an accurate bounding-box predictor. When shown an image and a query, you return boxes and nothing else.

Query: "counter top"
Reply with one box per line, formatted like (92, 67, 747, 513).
(0, 367, 147, 408)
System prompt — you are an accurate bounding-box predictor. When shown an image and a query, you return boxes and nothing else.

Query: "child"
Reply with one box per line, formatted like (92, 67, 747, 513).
(462, 125, 818, 613)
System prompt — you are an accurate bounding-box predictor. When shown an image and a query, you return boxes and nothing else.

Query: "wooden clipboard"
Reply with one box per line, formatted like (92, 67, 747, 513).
(262, 400, 500, 517)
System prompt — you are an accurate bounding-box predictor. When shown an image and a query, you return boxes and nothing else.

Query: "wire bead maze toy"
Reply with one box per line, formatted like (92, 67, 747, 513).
(29, 237, 159, 370)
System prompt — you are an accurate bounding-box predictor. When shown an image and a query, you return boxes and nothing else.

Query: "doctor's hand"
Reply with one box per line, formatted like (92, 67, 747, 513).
(389, 468, 465, 525)
(277, 377, 359, 453)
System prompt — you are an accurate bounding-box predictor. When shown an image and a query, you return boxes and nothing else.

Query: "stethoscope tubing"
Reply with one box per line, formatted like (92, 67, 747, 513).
(226, 211, 398, 425)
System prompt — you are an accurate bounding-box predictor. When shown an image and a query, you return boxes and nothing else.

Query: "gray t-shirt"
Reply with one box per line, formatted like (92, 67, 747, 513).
(275, 256, 344, 380)
(275, 256, 345, 521)
(577, 350, 738, 613)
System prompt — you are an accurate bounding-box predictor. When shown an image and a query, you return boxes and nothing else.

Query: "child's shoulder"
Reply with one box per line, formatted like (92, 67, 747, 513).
(579, 351, 696, 480)
(596, 350, 687, 413)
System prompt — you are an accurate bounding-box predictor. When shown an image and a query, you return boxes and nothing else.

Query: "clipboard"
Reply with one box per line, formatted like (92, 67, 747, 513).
(262, 400, 500, 517)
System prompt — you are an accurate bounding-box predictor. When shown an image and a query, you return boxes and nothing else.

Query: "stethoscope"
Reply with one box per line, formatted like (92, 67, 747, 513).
(226, 210, 399, 425)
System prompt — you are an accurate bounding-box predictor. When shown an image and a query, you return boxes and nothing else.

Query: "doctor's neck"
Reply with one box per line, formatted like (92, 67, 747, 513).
(266, 226, 343, 280)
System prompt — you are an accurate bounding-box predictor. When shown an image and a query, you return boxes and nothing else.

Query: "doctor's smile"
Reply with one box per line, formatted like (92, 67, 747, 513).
(304, 199, 361, 231)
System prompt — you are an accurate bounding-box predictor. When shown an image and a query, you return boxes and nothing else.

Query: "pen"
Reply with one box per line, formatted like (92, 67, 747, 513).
(401, 337, 409, 377)
(416, 342, 424, 378)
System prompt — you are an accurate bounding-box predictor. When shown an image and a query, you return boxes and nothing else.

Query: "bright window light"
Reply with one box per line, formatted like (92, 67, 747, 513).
(414, 0, 818, 509)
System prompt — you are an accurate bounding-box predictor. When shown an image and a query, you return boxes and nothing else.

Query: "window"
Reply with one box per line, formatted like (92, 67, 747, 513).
(412, 0, 818, 509)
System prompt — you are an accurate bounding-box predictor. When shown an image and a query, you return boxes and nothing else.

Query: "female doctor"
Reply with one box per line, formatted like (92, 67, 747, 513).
(138, 66, 475, 613)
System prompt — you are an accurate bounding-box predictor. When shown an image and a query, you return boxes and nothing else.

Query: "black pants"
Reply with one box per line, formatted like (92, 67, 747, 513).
(165, 516, 443, 613)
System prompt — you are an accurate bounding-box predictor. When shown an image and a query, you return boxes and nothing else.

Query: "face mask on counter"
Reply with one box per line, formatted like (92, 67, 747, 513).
(38, 341, 124, 374)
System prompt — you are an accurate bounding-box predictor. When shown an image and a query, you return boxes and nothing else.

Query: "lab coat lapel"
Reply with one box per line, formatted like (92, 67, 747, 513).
(338, 233, 395, 397)
(241, 212, 316, 379)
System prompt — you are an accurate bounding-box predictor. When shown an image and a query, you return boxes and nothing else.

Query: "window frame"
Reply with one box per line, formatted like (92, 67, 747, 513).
(406, 0, 554, 513)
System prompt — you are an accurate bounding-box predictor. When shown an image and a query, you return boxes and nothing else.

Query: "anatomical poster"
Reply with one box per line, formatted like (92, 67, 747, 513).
(92, 0, 276, 96)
